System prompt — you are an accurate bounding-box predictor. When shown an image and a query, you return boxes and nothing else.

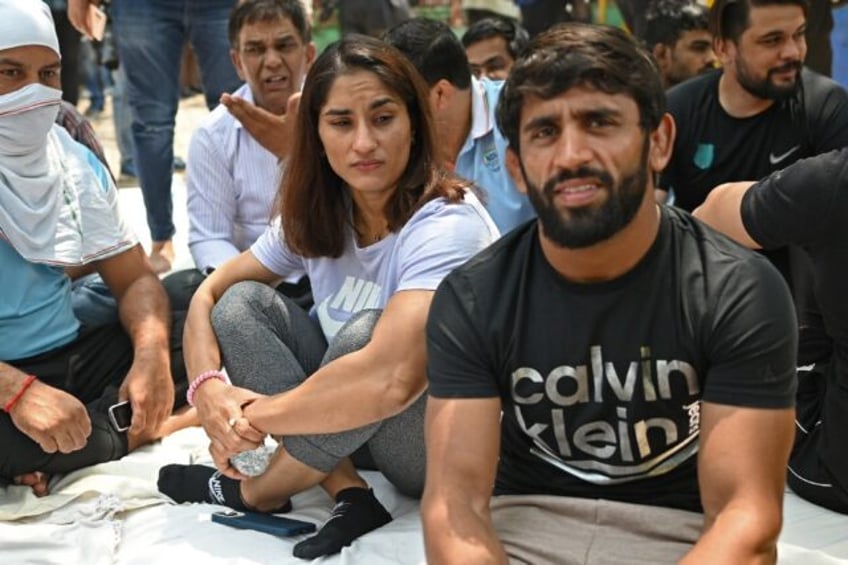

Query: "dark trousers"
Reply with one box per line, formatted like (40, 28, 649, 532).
(162, 268, 313, 313)
(787, 362, 848, 514)
(0, 320, 187, 481)
(52, 9, 82, 106)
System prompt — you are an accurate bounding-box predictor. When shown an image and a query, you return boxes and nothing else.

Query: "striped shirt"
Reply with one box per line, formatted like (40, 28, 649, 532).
(55, 100, 113, 180)
(186, 84, 284, 272)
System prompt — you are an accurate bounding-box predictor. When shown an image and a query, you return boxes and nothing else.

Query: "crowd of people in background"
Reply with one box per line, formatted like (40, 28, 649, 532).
(3, 0, 848, 563)
(39, 0, 848, 273)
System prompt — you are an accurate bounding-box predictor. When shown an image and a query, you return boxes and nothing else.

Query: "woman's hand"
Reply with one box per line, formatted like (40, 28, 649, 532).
(193, 380, 266, 479)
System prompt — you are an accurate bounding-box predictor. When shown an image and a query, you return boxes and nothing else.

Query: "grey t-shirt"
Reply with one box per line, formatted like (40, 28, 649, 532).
(252, 191, 499, 340)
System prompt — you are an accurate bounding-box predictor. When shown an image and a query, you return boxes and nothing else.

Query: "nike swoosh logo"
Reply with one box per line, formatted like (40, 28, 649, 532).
(208, 472, 225, 505)
(316, 297, 346, 338)
(769, 145, 800, 165)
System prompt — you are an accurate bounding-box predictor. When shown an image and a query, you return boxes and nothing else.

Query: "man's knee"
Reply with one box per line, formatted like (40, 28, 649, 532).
(0, 410, 127, 480)
(162, 268, 205, 312)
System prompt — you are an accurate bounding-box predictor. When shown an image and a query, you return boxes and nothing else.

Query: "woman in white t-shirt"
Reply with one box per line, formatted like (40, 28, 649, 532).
(158, 34, 498, 559)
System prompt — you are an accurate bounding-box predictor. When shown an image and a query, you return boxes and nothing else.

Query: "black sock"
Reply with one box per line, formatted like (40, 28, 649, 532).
(292, 487, 392, 559)
(157, 464, 291, 513)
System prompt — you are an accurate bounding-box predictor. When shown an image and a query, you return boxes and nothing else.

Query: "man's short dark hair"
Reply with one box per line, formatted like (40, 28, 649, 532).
(709, 0, 807, 42)
(383, 17, 471, 90)
(228, 0, 311, 48)
(497, 23, 665, 151)
(641, 0, 710, 50)
(461, 17, 530, 61)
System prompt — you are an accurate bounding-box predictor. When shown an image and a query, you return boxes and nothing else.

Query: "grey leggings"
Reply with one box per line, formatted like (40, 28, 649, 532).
(211, 281, 425, 497)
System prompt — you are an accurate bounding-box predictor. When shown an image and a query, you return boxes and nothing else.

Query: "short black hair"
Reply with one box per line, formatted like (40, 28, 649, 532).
(383, 17, 471, 90)
(228, 0, 311, 48)
(709, 0, 807, 42)
(497, 23, 665, 152)
(641, 0, 710, 50)
(461, 17, 530, 60)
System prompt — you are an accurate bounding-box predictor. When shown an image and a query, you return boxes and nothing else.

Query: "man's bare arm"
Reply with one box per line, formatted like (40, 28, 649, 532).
(422, 396, 507, 565)
(1, 362, 91, 455)
(693, 182, 761, 248)
(682, 402, 795, 564)
(96, 245, 174, 438)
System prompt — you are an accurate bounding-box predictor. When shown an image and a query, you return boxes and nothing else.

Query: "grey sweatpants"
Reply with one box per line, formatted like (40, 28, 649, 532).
(491, 495, 702, 564)
(211, 281, 425, 497)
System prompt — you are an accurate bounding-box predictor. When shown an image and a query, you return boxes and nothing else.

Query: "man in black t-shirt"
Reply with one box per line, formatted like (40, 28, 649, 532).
(423, 23, 798, 565)
(694, 149, 848, 515)
(659, 0, 848, 306)
(660, 0, 848, 211)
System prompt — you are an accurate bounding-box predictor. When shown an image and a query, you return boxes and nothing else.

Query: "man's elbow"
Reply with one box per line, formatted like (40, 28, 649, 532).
(421, 488, 446, 533)
(707, 500, 784, 560)
(421, 487, 467, 564)
(750, 506, 783, 556)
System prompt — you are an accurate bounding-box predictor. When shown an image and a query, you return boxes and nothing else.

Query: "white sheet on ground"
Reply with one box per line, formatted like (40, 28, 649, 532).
(0, 427, 845, 564)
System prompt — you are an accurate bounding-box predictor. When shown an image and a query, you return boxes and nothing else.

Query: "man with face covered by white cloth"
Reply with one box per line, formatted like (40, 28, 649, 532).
(0, 0, 190, 497)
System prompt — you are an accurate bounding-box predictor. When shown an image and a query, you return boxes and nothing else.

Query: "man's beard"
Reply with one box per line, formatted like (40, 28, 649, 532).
(521, 140, 649, 249)
(666, 59, 714, 89)
(735, 55, 802, 101)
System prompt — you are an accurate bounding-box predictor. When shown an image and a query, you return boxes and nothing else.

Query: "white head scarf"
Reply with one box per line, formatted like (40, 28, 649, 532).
(0, 0, 60, 55)
(0, 0, 135, 265)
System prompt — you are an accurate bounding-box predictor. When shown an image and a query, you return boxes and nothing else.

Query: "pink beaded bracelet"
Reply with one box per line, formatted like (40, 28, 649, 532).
(186, 369, 230, 407)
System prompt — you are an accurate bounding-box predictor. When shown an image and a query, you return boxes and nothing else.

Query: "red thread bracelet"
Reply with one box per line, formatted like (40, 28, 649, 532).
(3, 375, 37, 413)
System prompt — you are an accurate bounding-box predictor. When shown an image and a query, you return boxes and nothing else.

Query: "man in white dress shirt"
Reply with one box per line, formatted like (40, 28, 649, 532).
(164, 0, 315, 310)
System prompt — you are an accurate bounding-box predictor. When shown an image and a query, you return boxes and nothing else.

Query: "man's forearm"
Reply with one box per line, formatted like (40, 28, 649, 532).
(0, 362, 30, 406)
(683, 506, 780, 564)
(423, 496, 509, 565)
(118, 273, 171, 364)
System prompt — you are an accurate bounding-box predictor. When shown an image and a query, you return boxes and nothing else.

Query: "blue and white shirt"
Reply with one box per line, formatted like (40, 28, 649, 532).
(187, 84, 284, 273)
(0, 129, 134, 360)
(455, 77, 535, 235)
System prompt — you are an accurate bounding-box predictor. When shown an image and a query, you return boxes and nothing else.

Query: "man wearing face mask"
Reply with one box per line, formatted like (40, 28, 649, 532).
(0, 0, 190, 497)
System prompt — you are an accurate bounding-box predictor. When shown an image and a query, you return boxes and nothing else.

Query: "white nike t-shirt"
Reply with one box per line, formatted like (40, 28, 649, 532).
(251, 190, 499, 340)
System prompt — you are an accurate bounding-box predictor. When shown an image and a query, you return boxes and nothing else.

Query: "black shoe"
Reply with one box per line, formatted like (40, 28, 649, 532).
(292, 487, 391, 559)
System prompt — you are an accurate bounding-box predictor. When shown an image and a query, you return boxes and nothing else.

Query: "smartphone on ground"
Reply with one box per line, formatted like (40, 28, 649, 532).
(211, 510, 317, 537)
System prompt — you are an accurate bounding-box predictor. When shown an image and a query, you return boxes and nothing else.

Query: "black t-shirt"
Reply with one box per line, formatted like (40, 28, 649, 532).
(661, 68, 848, 212)
(426, 208, 797, 513)
(662, 68, 848, 297)
(742, 148, 848, 488)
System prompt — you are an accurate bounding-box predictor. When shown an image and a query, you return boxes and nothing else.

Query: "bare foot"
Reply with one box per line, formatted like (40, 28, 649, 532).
(149, 240, 174, 274)
(158, 406, 200, 437)
(126, 407, 200, 452)
(13, 471, 50, 497)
